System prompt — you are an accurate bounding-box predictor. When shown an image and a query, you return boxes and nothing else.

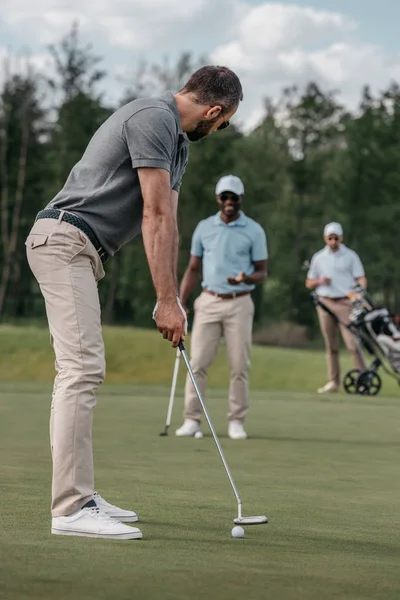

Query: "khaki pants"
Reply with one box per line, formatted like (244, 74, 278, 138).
(25, 217, 105, 517)
(317, 297, 366, 386)
(184, 291, 255, 423)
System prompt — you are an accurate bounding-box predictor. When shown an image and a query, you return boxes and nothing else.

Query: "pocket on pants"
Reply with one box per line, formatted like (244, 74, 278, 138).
(25, 233, 51, 277)
(26, 226, 88, 277)
(25, 233, 49, 250)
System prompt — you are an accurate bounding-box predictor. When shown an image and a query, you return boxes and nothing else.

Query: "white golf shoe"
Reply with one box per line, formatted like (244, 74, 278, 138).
(93, 491, 138, 522)
(228, 420, 247, 440)
(51, 504, 142, 540)
(317, 381, 339, 394)
(175, 418, 201, 437)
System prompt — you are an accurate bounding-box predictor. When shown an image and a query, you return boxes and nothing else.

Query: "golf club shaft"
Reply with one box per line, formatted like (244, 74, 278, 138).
(165, 348, 180, 427)
(178, 341, 242, 510)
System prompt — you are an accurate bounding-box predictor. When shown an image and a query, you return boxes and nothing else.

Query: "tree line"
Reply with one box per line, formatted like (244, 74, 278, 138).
(1, 24, 400, 338)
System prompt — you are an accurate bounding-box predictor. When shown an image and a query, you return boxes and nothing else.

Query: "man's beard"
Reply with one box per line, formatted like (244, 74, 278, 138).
(186, 117, 218, 142)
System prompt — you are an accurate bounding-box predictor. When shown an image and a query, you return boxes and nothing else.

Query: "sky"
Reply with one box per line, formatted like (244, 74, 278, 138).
(1, 0, 400, 131)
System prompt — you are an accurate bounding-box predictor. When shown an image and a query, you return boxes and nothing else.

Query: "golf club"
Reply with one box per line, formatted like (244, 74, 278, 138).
(178, 340, 268, 526)
(159, 347, 181, 436)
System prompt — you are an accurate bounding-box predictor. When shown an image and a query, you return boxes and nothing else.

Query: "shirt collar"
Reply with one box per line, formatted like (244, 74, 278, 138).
(162, 91, 183, 134)
(324, 243, 347, 255)
(213, 211, 248, 227)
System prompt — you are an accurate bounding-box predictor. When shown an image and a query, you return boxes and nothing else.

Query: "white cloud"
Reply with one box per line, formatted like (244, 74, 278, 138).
(2, 0, 210, 48)
(211, 3, 400, 130)
(2, 1, 400, 130)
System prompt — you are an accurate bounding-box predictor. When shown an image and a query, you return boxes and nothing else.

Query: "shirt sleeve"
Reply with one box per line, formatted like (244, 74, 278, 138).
(123, 107, 177, 172)
(190, 223, 204, 257)
(172, 154, 189, 193)
(351, 252, 365, 278)
(307, 255, 319, 279)
(251, 226, 268, 261)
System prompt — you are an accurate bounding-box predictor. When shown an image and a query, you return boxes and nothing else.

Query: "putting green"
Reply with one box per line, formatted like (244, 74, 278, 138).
(1, 383, 400, 600)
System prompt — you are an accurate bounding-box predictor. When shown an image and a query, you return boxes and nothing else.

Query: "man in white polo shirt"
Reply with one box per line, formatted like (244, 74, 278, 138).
(175, 175, 268, 439)
(306, 222, 367, 393)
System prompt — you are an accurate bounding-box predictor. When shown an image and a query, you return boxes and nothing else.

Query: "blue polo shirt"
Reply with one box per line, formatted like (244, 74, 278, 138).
(307, 244, 365, 298)
(190, 211, 268, 295)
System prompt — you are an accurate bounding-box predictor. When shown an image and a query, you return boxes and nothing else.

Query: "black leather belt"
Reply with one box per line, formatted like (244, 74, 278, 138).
(35, 209, 110, 264)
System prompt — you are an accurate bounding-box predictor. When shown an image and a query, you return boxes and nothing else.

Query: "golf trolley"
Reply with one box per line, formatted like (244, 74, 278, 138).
(312, 286, 400, 396)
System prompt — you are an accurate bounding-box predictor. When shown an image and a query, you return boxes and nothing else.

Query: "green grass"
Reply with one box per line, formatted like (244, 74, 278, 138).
(1, 324, 400, 395)
(1, 382, 400, 599)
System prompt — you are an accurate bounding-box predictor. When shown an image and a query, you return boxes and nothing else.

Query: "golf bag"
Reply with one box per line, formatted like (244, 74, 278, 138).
(312, 286, 400, 396)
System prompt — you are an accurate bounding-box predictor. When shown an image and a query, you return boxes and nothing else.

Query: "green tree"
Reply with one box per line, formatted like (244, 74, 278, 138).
(339, 84, 400, 310)
(277, 83, 347, 327)
(46, 22, 111, 196)
(231, 101, 292, 324)
(0, 68, 49, 318)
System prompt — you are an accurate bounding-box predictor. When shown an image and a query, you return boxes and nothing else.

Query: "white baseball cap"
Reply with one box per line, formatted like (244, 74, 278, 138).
(215, 174, 245, 196)
(324, 222, 343, 237)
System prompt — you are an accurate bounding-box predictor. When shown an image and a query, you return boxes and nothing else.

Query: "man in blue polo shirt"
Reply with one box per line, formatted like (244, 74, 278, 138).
(175, 175, 268, 440)
(306, 222, 367, 393)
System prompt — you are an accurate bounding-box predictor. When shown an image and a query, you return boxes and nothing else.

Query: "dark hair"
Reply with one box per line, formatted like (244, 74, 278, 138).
(180, 65, 243, 111)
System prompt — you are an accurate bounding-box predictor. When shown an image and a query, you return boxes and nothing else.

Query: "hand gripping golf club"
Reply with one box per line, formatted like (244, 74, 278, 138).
(159, 347, 181, 436)
(178, 341, 268, 526)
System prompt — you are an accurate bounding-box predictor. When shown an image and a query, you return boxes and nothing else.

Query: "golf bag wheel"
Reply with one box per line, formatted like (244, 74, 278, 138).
(343, 369, 361, 394)
(356, 371, 382, 396)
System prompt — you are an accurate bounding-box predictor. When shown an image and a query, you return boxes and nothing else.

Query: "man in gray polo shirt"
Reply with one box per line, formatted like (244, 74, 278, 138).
(25, 65, 243, 540)
(306, 222, 367, 393)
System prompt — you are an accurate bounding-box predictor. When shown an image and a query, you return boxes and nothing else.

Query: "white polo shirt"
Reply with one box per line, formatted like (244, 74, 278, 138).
(307, 244, 365, 298)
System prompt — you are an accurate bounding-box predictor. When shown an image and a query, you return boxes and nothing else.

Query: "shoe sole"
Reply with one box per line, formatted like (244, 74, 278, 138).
(108, 515, 138, 522)
(51, 528, 142, 540)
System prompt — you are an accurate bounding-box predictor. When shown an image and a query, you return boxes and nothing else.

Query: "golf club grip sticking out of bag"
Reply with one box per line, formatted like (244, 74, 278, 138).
(177, 341, 268, 526)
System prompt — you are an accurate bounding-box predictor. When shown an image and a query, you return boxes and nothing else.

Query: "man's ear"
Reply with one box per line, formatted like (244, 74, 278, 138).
(204, 106, 222, 121)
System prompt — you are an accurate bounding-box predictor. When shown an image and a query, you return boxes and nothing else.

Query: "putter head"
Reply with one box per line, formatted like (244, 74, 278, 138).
(159, 427, 169, 436)
(233, 516, 268, 526)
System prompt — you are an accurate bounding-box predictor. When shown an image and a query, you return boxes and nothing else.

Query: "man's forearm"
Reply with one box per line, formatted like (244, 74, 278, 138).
(142, 209, 178, 300)
(180, 269, 199, 306)
(357, 276, 367, 289)
(172, 222, 179, 290)
(244, 271, 267, 285)
(139, 169, 179, 301)
(171, 190, 179, 291)
(306, 278, 323, 290)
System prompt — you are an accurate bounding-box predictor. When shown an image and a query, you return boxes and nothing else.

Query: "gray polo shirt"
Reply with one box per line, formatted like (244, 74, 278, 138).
(47, 91, 189, 256)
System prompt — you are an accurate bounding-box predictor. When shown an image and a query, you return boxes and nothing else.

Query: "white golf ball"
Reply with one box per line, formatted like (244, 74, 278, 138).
(232, 526, 245, 538)
(194, 431, 203, 439)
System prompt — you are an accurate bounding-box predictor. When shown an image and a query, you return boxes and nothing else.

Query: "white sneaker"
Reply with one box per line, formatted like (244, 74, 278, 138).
(93, 491, 138, 522)
(228, 420, 247, 440)
(175, 419, 201, 437)
(317, 381, 339, 394)
(51, 506, 142, 539)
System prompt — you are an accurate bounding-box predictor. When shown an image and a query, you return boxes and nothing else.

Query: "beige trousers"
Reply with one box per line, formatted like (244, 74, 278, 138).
(184, 291, 255, 423)
(317, 297, 366, 386)
(25, 217, 105, 517)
